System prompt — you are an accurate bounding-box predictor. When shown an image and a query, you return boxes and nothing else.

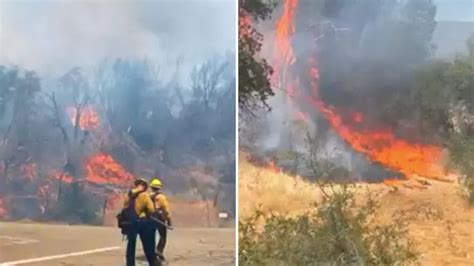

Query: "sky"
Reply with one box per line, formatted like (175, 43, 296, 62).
(434, 0, 474, 21)
(0, 0, 236, 78)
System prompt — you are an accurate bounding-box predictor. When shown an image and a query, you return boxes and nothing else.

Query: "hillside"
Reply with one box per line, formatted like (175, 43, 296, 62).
(239, 152, 474, 265)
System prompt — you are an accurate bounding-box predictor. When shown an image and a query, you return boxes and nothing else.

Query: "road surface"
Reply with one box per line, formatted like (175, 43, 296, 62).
(0, 222, 235, 265)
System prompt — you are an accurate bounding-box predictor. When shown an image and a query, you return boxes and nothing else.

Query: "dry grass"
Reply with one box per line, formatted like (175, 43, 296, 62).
(375, 181, 474, 265)
(239, 151, 474, 265)
(239, 152, 318, 218)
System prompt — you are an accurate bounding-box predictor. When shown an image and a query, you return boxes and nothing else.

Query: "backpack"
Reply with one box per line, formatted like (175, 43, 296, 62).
(116, 190, 141, 235)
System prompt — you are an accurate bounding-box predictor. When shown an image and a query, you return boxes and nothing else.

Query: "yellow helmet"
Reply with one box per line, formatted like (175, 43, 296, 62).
(150, 178, 163, 189)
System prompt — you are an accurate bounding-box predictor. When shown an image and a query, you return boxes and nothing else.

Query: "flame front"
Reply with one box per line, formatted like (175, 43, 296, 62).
(85, 152, 135, 187)
(48, 152, 135, 187)
(272, 0, 449, 180)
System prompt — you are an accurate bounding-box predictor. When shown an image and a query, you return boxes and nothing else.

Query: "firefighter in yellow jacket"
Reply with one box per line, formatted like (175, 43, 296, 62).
(149, 178, 172, 261)
(122, 178, 160, 266)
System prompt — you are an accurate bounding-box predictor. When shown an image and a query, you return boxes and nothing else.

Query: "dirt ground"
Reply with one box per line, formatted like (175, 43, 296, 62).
(0, 222, 235, 266)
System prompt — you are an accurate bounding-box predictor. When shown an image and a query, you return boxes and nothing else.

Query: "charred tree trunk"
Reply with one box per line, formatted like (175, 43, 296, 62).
(57, 172, 65, 202)
(102, 193, 108, 225)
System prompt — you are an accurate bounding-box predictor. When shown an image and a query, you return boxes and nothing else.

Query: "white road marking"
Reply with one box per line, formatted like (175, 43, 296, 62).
(0, 246, 121, 265)
(0, 236, 39, 245)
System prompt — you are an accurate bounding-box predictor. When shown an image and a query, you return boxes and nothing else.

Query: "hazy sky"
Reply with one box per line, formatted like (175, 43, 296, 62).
(434, 0, 474, 21)
(0, 0, 236, 77)
(0, 0, 470, 77)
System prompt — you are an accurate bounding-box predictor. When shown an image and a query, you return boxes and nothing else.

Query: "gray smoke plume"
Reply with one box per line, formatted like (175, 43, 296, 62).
(0, 0, 235, 80)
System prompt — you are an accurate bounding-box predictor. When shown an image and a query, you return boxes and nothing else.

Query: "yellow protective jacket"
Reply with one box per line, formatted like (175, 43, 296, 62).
(123, 189, 155, 218)
(150, 192, 171, 223)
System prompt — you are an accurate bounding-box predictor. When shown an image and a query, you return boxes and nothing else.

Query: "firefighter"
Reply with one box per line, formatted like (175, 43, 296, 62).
(149, 178, 172, 261)
(122, 178, 161, 266)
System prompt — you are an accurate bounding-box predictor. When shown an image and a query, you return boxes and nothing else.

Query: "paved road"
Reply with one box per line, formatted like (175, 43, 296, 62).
(0, 222, 235, 265)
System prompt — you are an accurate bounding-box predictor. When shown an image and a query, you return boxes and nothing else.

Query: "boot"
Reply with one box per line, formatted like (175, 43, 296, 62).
(156, 251, 166, 261)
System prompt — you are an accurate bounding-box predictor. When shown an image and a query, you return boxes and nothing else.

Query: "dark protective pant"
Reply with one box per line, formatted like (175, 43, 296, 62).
(126, 219, 160, 266)
(156, 222, 167, 258)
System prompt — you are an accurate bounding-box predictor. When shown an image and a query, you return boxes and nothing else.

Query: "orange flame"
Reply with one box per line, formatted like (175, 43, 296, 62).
(273, 0, 298, 71)
(272, 0, 307, 123)
(272, 0, 449, 180)
(351, 112, 364, 123)
(48, 152, 134, 188)
(85, 152, 135, 187)
(50, 170, 74, 183)
(68, 105, 100, 130)
(308, 63, 447, 179)
(267, 160, 282, 173)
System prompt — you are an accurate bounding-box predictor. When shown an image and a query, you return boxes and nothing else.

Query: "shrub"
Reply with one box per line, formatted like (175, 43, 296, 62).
(447, 135, 474, 205)
(239, 184, 419, 265)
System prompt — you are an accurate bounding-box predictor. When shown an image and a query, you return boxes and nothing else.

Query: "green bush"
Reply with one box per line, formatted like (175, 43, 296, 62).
(50, 182, 101, 224)
(239, 184, 419, 265)
(447, 135, 474, 205)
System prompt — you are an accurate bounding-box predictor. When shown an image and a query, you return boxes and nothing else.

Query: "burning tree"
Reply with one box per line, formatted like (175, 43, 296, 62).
(0, 52, 236, 224)
(240, 0, 456, 185)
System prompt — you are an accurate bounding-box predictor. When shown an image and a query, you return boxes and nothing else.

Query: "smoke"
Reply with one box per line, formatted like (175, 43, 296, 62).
(434, 0, 474, 21)
(245, 0, 456, 180)
(0, 0, 235, 80)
